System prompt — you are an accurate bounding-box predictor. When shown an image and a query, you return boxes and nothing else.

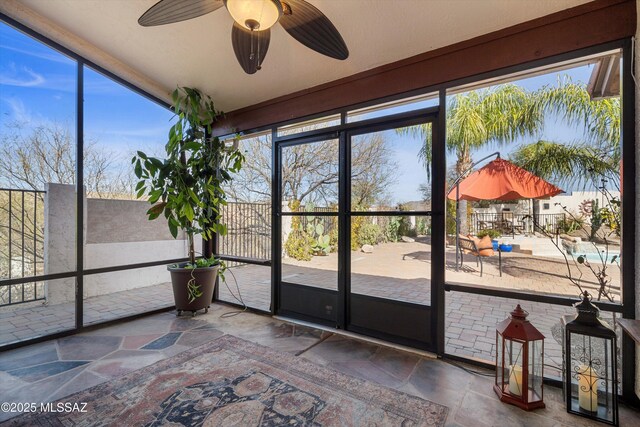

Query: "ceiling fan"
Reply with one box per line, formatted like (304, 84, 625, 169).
(138, 0, 349, 74)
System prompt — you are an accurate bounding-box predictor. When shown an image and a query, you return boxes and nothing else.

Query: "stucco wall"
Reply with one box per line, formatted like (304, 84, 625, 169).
(86, 198, 183, 244)
(45, 184, 187, 303)
(43, 183, 84, 305)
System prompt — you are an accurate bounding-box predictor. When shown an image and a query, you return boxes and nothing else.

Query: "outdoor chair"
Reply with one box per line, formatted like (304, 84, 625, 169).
(457, 236, 502, 277)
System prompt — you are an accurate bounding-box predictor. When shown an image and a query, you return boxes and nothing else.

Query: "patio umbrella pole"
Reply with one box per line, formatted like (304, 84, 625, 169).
(455, 184, 460, 271)
(447, 152, 501, 273)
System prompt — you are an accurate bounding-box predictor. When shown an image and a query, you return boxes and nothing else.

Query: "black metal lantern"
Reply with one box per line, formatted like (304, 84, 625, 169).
(564, 291, 618, 426)
(494, 304, 545, 410)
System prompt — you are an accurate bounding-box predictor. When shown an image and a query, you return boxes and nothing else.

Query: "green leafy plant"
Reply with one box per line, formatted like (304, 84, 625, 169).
(309, 222, 331, 255)
(398, 216, 417, 238)
(385, 217, 402, 242)
(600, 199, 620, 236)
(302, 203, 333, 256)
(557, 215, 584, 234)
(416, 217, 430, 236)
(133, 87, 244, 301)
(284, 229, 314, 261)
(284, 202, 334, 260)
(477, 229, 501, 239)
(589, 199, 603, 241)
(446, 199, 457, 235)
(357, 222, 384, 246)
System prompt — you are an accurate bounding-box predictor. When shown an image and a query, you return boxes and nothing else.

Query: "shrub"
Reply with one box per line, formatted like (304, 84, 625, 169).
(329, 218, 338, 252)
(284, 230, 314, 261)
(385, 216, 402, 242)
(398, 216, 417, 238)
(357, 222, 384, 246)
(351, 215, 366, 250)
(446, 199, 457, 235)
(416, 217, 430, 236)
(557, 216, 584, 234)
(477, 229, 501, 239)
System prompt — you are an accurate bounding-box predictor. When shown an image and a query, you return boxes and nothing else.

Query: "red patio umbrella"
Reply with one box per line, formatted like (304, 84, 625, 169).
(448, 157, 563, 275)
(448, 158, 563, 201)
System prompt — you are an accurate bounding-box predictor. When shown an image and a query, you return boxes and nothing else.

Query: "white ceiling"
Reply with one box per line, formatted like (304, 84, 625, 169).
(10, 0, 591, 112)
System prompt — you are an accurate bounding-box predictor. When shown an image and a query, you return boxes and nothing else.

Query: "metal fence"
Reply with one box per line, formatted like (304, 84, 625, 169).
(0, 188, 46, 306)
(469, 212, 566, 237)
(219, 202, 271, 263)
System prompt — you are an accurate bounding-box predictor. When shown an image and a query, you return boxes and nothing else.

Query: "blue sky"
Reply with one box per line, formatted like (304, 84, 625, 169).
(371, 66, 599, 205)
(0, 20, 613, 203)
(0, 22, 173, 168)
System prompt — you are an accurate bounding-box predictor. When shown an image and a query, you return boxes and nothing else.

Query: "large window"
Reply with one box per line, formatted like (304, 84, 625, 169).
(82, 65, 178, 323)
(0, 20, 177, 347)
(218, 132, 272, 311)
(0, 21, 78, 345)
(439, 51, 625, 364)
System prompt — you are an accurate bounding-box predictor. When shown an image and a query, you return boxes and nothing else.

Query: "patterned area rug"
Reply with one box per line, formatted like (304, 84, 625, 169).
(8, 335, 448, 426)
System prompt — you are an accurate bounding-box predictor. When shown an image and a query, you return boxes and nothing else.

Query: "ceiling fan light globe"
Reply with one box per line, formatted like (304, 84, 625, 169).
(224, 0, 282, 31)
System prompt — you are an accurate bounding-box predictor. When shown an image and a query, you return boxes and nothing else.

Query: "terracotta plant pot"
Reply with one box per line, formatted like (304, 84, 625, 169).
(167, 263, 218, 315)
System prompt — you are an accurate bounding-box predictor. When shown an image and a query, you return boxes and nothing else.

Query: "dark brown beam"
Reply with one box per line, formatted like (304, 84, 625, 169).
(212, 0, 635, 136)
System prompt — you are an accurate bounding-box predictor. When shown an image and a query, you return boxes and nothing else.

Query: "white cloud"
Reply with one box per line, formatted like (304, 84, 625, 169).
(0, 43, 74, 65)
(0, 64, 45, 87)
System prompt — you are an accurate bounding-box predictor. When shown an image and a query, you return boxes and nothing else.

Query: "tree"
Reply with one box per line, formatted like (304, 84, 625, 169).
(0, 121, 136, 284)
(508, 78, 622, 302)
(227, 132, 397, 208)
(509, 140, 616, 189)
(402, 84, 546, 233)
(0, 121, 136, 197)
(510, 78, 621, 222)
(418, 183, 431, 202)
(511, 78, 621, 189)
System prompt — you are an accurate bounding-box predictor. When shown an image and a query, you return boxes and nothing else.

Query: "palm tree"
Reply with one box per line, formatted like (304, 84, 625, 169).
(511, 77, 620, 189)
(509, 140, 617, 189)
(402, 84, 546, 233)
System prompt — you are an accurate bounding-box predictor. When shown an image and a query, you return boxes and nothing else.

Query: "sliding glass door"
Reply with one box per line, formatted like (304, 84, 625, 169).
(275, 113, 441, 351)
(345, 122, 436, 349)
(276, 136, 340, 325)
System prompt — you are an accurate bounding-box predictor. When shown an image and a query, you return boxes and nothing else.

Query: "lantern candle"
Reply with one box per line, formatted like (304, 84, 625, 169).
(577, 365, 598, 412)
(508, 364, 523, 396)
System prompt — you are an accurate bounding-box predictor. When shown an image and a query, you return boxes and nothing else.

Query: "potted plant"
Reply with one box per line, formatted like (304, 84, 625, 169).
(133, 87, 244, 316)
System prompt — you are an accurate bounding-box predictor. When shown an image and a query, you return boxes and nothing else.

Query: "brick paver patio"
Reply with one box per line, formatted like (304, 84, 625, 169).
(1, 236, 622, 378)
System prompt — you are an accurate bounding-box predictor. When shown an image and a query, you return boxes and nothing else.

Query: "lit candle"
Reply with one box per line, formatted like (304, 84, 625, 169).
(577, 364, 598, 412)
(508, 364, 523, 396)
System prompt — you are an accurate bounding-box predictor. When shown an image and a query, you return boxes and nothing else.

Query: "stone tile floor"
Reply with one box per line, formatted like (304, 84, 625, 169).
(2, 263, 614, 374)
(1, 238, 623, 373)
(0, 303, 638, 426)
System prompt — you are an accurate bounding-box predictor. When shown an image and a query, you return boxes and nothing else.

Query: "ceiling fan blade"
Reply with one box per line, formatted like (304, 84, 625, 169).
(231, 23, 271, 74)
(279, 0, 348, 60)
(138, 0, 223, 27)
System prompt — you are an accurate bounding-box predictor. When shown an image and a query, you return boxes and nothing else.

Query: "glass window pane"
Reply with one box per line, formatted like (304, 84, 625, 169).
(82, 66, 184, 270)
(221, 132, 272, 261)
(528, 340, 544, 401)
(218, 264, 270, 312)
(350, 215, 431, 306)
(0, 22, 78, 284)
(282, 220, 337, 290)
(277, 114, 340, 137)
(282, 139, 339, 212)
(347, 93, 438, 123)
(0, 278, 75, 346)
(446, 291, 621, 380)
(351, 126, 431, 210)
(83, 265, 174, 326)
(443, 51, 622, 303)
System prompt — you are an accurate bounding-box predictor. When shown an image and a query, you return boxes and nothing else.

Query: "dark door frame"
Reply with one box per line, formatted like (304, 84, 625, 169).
(272, 107, 444, 352)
